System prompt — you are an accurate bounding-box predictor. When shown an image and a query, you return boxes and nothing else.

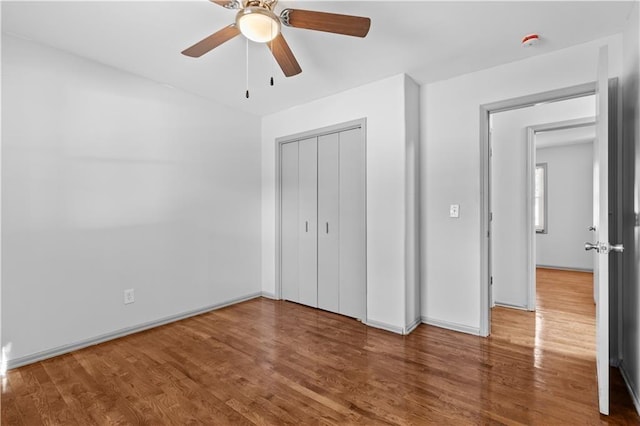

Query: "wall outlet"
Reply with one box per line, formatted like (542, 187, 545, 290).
(124, 288, 135, 305)
(449, 204, 460, 218)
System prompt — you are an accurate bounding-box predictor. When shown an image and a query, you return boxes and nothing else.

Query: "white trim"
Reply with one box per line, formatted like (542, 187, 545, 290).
(536, 264, 594, 273)
(494, 302, 529, 311)
(620, 362, 640, 416)
(363, 319, 404, 335)
(7, 292, 263, 370)
(421, 316, 481, 336)
(527, 128, 537, 310)
(404, 316, 422, 335)
(261, 291, 279, 300)
(363, 317, 420, 335)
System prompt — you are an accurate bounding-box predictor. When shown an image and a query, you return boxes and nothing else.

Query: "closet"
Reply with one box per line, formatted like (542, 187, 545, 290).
(279, 124, 366, 320)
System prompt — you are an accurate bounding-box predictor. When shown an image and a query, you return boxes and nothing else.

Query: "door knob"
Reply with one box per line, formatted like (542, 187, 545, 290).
(585, 242, 600, 252)
(610, 244, 624, 253)
(588, 226, 596, 232)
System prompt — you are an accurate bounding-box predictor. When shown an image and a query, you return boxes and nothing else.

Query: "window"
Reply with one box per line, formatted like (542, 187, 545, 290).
(535, 163, 547, 233)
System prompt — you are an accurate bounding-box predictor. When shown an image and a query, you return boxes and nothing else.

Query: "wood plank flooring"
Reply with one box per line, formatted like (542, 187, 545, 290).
(2, 268, 639, 424)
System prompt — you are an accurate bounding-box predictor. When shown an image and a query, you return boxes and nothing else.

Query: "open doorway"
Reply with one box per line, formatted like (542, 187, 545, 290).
(479, 65, 623, 415)
(488, 99, 602, 412)
(488, 97, 601, 394)
(489, 95, 596, 313)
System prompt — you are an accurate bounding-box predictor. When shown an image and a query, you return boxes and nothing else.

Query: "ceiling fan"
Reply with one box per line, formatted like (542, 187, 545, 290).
(181, 0, 371, 77)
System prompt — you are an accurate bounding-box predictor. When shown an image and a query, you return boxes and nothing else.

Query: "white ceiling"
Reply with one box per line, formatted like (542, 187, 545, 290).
(2, 1, 634, 116)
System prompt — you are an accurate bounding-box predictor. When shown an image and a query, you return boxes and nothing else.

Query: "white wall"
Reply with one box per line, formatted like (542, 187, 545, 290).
(490, 97, 595, 308)
(621, 1, 640, 414)
(536, 142, 594, 271)
(421, 35, 622, 333)
(1, 36, 263, 364)
(261, 74, 420, 332)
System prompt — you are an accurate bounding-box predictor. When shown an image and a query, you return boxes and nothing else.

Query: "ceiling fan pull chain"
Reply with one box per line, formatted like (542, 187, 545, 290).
(245, 39, 250, 98)
(269, 19, 275, 87)
(245, 38, 250, 98)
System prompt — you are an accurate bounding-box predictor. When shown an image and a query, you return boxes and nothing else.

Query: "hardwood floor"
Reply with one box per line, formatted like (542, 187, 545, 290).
(2, 268, 639, 424)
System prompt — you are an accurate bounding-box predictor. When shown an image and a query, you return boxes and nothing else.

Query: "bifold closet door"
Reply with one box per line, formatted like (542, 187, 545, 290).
(280, 142, 299, 302)
(297, 137, 318, 308)
(281, 126, 364, 319)
(339, 128, 366, 319)
(318, 133, 340, 313)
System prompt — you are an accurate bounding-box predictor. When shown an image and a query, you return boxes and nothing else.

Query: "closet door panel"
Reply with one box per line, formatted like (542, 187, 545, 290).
(339, 128, 366, 319)
(298, 137, 318, 307)
(317, 133, 340, 313)
(280, 142, 299, 302)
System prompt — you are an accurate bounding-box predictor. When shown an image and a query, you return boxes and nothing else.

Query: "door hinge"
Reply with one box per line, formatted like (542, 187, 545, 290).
(491, 276, 493, 285)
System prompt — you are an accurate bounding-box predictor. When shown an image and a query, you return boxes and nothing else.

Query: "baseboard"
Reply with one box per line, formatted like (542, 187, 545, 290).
(261, 291, 278, 300)
(494, 302, 529, 311)
(620, 361, 640, 416)
(536, 264, 594, 273)
(404, 316, 422, 335)
(363, 319, 404, 335)
(421, 316, 481, 336)
(7, 292, 263, 370)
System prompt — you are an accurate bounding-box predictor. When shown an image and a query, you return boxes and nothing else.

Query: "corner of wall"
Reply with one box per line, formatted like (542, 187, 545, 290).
(403, 74, 422, 327)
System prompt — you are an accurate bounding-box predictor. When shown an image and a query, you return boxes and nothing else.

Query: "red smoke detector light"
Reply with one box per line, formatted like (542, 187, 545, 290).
(521, 33, 540, 47)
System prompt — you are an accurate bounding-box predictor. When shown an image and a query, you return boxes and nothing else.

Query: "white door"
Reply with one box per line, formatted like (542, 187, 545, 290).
(281, 142, 300, 302)
(587, 45, 623, 416)
(280, 124, 366, 319)
(338, 128, 366, 319)
(298, 137, 318, 308)
(317, 133, 340, 313)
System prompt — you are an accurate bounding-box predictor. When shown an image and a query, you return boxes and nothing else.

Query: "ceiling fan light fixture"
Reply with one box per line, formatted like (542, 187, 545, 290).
(236, 7, 281, 43)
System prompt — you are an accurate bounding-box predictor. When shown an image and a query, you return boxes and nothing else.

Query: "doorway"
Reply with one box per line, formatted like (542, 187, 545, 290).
(491, 106, 596, 312)
(480, 70, 622, 415)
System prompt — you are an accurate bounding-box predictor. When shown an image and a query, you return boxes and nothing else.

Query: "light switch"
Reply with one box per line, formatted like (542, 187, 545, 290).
(449, 204, 460, 218)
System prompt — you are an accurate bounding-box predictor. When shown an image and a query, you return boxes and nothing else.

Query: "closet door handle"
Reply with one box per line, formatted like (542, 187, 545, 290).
(305, 221, 309, 232)
(326, 222, 329, 234)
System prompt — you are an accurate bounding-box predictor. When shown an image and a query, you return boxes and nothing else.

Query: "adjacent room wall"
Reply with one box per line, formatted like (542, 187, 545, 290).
(261, 73, 420, 332)
(490, 97, 595, 308)
(620, 0, 640, 414)
(536, 142, 594, 271)
(1, 35, 263, 364)
(421, 35, 622, 334)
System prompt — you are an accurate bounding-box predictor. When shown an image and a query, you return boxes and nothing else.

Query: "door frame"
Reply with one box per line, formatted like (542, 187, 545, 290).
(479, 81, 599, 337)
(480, 79, 621, 344)
(524, 116, 596, 311)
(274, 118, 367, 312)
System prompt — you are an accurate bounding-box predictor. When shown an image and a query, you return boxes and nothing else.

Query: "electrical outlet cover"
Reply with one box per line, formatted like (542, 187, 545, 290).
(124, 289, 135, 304)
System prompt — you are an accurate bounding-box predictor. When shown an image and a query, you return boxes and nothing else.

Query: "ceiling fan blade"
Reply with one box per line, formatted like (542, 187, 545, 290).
(268, 34, 302, 77)
(182, 25, 240, 58)
(210, 0, 241, 9)
(281, 9, 371, 38)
